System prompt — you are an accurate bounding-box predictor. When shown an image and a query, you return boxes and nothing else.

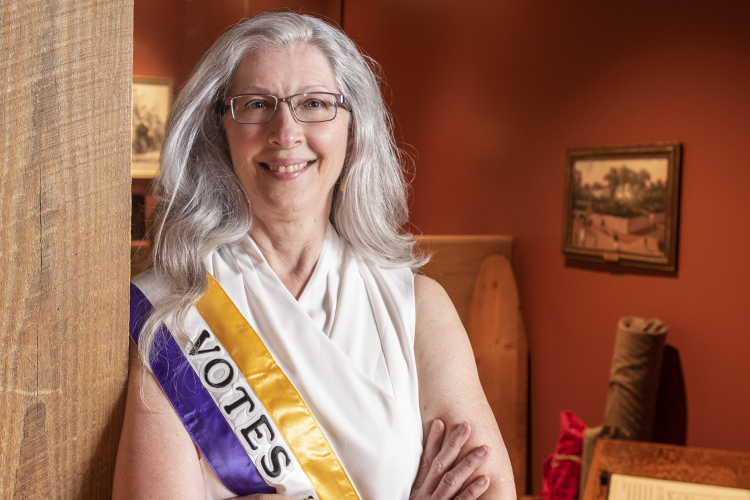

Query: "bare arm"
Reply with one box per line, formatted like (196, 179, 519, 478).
(414, 275, 516, 500)
(113, 342, 206, 499)
(113, 343, 302, 500)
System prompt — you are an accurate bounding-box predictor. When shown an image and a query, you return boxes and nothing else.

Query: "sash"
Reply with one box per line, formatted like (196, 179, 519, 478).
(129, 277, 361, 499)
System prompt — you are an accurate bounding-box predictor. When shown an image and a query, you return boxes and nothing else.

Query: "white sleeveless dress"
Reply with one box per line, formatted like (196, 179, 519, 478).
(140, 224, 423, 500)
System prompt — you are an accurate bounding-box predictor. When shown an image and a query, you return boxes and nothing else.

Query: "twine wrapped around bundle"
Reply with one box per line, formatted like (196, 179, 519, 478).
(579, 317, 668, 498)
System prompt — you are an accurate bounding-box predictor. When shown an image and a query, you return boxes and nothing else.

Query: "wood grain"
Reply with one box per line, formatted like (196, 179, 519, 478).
(417, 235, 513, 324)
(0, 0, 132, 498)
(466, 255, 528, 498)
(416, 236, 528, 497)
(582, 439, 750, 500)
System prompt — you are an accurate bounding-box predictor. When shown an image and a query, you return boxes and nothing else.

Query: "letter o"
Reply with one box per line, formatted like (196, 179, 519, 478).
(203, 358, 234, 388)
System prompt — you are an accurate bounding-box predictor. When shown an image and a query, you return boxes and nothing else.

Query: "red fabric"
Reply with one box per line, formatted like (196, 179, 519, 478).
(540, 411, 587, 500)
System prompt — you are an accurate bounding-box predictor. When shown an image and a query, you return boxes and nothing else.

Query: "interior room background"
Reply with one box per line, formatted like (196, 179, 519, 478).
(134, 0, 750, 492)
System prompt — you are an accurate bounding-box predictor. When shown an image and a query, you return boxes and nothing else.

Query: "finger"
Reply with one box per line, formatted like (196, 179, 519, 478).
(431, 446, 490, 500)
(413, 419, 446, 490)
(454, 474, 490, 500)
(421, 422, 472, 493)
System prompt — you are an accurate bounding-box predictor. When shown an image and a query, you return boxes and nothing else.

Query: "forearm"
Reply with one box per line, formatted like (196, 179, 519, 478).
(434, 417, 514, 499)
(480, 443, 515, 500)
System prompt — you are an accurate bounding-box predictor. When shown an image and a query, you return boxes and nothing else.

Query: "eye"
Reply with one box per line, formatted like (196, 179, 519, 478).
(299, 97, 326, 109)
(245, 99, 271, 110)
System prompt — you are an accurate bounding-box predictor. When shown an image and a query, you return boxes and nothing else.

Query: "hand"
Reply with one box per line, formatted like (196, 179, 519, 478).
(410, 420, 491, 500)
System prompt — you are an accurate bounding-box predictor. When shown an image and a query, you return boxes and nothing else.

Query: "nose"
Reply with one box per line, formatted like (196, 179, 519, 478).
(266, 100, 304, 148)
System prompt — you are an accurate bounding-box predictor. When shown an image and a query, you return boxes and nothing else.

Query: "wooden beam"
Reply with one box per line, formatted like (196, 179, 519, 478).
(0, 0, 132, 497)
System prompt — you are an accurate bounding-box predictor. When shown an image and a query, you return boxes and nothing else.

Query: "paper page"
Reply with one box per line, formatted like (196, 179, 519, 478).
(608, 473, 750, 500)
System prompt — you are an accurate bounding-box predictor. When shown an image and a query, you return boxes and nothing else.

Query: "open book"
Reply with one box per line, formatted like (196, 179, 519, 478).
(609, 474, 750, 500)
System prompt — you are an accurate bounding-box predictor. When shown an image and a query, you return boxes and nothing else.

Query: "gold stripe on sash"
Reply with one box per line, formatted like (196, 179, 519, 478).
(196, 274, 360, 500)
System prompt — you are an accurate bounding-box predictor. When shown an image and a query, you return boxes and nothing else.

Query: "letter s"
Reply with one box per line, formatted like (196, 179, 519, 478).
(261, 446, 291, 478)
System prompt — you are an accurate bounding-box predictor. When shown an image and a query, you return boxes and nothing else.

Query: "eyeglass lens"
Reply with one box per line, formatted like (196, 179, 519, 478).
(231, 93, 340, 124)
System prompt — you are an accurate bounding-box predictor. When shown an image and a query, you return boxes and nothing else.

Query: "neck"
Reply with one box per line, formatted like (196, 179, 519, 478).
(250, 212, 329, 300)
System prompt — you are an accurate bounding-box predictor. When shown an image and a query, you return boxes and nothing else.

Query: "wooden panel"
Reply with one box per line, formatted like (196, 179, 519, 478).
(0, 0, 132, 498)
(416, 235, 513, 324)
(582, 439, 750, 500)
(466, 255, 528, 497)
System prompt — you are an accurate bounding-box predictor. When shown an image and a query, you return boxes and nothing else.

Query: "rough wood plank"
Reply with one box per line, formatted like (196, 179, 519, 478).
(582, 439, 750, 500)
(466, 255, 529, 498)
(0, 2, 45, 497)
(0, 0, 132, 498)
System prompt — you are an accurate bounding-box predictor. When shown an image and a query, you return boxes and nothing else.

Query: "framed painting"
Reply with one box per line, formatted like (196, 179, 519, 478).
(562, 143, 682, 272)
(132, 76, 173, 178)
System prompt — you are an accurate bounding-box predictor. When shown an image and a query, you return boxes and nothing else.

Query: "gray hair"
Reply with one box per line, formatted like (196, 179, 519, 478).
(138, 12, 426, 367)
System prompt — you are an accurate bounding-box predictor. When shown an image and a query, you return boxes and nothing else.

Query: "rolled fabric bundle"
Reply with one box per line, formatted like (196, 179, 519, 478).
(578, 317, 668, 499)
(603, 317, 668, 439)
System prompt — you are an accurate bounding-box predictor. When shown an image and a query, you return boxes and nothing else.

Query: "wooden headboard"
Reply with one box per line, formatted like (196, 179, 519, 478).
(415, 235, 528, 497)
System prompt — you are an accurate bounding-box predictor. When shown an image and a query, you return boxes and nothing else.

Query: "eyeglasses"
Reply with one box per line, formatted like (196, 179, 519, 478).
(224, 92, 351, 124)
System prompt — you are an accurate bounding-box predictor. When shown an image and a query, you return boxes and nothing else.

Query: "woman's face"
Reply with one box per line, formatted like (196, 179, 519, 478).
(223, 43, 350, 225)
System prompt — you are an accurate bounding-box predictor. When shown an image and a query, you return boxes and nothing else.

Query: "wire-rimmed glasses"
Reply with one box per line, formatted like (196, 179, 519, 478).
(224, 92, 351, 124)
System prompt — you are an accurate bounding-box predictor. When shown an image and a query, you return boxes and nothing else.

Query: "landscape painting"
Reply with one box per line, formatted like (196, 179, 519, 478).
(132, 76, 173, 178)
(562, 143, 682, 272)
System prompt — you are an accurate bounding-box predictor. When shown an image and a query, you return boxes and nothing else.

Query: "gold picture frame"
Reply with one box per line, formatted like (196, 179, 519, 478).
(562, 142, 682, 272)
(132, 76, 174, 179)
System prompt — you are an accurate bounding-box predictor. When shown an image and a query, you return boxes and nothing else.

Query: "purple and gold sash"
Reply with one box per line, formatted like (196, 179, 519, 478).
(129, 276, 360, 499)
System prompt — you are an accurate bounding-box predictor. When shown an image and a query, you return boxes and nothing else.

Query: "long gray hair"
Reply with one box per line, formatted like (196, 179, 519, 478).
(137, 12, 426, 367)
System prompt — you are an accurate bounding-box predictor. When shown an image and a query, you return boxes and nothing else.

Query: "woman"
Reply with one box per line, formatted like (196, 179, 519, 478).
(114, 12, 514, 500)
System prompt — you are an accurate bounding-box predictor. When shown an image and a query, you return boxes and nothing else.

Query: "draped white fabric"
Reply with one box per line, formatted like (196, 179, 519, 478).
(195, 224, 423, 499)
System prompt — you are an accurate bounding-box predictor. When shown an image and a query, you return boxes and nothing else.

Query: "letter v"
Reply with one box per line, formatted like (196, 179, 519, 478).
(189, 329, 221, 356)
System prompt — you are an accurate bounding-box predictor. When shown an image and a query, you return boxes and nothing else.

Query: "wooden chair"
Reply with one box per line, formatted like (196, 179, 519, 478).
(416, 235, 529, 497)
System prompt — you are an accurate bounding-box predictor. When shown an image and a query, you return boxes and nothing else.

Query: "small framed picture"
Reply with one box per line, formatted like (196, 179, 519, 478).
(562, 143, 682, 272)
(132, 76, 174, 178)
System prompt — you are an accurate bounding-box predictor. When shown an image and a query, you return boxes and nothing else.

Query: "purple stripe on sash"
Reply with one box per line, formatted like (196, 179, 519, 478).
(129, 283, 275, 496)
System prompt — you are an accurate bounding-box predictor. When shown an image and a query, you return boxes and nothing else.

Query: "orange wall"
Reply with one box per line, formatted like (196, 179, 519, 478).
(345, 0, 750, 492)
(134, 0, 342, 90)
(133, 0, 185, 86)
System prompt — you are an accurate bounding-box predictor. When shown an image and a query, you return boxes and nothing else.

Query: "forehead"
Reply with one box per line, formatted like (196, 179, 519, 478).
(228, 42, 337, 95)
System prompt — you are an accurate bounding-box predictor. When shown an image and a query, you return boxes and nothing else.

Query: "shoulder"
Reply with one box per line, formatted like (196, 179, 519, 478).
(413, 275, 474, 389)
(414, 274, 449, 303)
(414, 274, 463, 336)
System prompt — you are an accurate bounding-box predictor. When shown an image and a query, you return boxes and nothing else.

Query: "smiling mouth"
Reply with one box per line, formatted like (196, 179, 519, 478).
(261, 161, 312, 173)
